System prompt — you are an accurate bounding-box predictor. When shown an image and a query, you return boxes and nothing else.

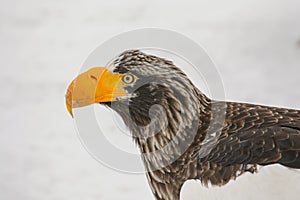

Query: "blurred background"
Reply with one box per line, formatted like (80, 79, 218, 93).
(1, 0, 300, 199)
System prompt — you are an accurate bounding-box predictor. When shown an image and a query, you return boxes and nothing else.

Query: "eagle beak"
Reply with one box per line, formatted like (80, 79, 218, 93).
(65, 67, 127, 117)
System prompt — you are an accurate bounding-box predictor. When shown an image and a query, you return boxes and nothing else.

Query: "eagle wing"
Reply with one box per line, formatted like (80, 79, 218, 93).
(202, 102, 300, 168)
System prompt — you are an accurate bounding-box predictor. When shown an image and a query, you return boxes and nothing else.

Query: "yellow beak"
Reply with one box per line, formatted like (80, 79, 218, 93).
(65, 67, 127, 117)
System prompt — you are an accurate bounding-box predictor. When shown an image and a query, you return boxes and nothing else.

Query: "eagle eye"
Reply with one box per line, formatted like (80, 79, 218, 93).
(122, 74, 135, 84)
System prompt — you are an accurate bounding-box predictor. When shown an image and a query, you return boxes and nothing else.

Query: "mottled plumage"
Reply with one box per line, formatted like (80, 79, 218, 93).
(91, 50, 300, 200)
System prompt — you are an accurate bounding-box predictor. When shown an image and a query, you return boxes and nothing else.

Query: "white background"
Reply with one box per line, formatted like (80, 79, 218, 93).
(1, 0, 300, 199)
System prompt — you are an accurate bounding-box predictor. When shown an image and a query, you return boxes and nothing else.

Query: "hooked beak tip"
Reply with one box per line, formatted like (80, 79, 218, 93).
(66, 86, 74, 118)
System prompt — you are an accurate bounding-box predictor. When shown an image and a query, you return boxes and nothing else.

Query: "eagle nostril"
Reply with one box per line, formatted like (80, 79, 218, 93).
(90, 75, 98, 81)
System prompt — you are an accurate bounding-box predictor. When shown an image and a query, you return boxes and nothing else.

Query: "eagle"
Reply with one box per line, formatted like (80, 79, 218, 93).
(66, 50, 300, 200)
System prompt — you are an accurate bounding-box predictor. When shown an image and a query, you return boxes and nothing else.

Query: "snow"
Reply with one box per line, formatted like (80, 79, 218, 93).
(1, 0, 300, 199)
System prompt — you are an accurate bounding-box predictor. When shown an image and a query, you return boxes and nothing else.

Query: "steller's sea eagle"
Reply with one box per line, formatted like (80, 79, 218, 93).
(66, 50, 300, 200)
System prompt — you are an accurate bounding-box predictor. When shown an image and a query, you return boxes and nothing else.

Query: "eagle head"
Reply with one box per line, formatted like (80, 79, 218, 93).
(66, 50, 206, 153)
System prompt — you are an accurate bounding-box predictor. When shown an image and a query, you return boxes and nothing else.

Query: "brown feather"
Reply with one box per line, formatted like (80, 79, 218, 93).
(108, 50, 300, 200)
